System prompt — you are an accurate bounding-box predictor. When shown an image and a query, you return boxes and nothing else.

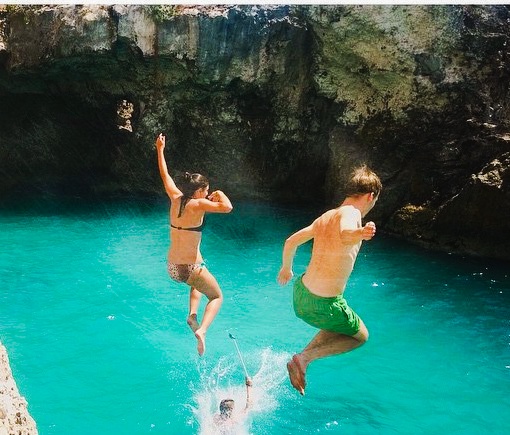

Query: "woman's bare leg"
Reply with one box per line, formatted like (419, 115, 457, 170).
(186, 267, 223, 356)
(187, 287, 201, 332)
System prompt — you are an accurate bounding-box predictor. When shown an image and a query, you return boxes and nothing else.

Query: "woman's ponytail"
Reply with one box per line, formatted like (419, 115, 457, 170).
(177, 172, 209, 217)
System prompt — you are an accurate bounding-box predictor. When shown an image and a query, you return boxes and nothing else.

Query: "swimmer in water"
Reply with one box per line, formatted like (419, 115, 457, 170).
(213, 376, 252, 427)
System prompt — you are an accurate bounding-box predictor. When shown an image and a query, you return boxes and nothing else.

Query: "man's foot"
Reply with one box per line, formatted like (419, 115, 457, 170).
(195, 329, 206, 356)
(287, 354, 306, 395)
(187, 314, 199, 332)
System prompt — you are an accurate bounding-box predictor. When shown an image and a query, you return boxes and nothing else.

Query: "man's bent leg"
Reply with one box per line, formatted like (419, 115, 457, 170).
(301, 320, 369, 368)
(289, 320, 369, 393)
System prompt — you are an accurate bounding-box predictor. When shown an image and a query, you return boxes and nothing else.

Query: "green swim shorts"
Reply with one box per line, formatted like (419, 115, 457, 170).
(293, 275, 361, 335)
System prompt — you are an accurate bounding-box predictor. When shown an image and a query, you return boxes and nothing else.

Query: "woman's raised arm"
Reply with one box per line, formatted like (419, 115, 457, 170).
(156, 133, 182, 201)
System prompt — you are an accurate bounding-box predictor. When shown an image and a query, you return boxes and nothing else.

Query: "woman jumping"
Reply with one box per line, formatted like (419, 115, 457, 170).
(156, 133, 233, 356)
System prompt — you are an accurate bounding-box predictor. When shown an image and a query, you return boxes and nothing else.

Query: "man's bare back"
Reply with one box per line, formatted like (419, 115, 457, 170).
(303, 206, 363, 297)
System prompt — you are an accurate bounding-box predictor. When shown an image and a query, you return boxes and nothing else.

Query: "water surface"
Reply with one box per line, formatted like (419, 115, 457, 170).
(1, 199, 509, 434)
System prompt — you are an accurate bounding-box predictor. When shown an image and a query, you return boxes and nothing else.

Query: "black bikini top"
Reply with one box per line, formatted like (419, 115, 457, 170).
(170, 216, 206, 232)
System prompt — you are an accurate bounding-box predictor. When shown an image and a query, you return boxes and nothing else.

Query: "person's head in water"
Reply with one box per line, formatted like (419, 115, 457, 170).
(219, 399, 235, 419)
(178, 172, 209, 217)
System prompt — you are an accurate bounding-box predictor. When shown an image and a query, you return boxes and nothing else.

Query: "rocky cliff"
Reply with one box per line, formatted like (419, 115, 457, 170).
(1, 4, 509, 260)
(0, 343, 38, 435)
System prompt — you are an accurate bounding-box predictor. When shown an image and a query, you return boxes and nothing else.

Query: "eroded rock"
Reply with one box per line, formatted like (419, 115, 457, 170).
(0, 343, 37, 435)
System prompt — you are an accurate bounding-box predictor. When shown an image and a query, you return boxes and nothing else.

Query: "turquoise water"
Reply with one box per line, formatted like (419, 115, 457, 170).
(1, 198, 509, 435)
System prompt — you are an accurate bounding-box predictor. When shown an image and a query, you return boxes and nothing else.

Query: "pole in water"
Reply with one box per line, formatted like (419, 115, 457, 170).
(229, 333, 249, 378)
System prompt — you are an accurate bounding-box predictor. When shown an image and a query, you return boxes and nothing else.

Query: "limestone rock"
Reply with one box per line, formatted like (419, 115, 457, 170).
(0, 343, 38, 435)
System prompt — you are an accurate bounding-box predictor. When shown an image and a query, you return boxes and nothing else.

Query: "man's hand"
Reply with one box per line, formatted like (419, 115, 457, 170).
(361, 221, 376, 240)
(156, 133, 165, 150)
(277, 267, 293, 285)
(245, 377, 252, 387)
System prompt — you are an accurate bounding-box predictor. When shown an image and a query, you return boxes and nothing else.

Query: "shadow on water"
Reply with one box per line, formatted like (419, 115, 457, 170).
(0, 194, 162, 217)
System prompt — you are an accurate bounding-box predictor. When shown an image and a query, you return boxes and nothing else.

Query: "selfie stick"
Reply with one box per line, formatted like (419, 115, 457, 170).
(228, 333, 249, 378)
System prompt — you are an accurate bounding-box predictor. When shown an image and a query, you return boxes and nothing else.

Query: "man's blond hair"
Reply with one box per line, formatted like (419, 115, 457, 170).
(344, 165, 382, 197)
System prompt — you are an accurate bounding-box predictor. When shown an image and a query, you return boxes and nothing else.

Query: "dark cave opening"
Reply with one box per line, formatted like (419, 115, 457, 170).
(0, 93, 124, 197)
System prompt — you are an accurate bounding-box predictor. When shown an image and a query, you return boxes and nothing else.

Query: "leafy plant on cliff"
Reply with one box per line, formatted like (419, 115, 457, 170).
(147, 5, 178, 23)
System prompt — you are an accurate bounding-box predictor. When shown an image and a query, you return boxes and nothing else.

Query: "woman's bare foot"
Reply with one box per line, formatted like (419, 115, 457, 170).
(187, 314, 199, 332)
(195, 328, 206, 356)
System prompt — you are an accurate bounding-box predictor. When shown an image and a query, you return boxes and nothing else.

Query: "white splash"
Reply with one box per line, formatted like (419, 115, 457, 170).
(189, 348, 290, 435)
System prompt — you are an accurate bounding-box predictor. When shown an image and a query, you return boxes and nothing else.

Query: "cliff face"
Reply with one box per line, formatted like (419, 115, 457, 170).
(1, 4, 509, 260)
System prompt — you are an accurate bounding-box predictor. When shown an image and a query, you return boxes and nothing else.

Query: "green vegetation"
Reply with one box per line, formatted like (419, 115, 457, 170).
(147, 5, 178, 23)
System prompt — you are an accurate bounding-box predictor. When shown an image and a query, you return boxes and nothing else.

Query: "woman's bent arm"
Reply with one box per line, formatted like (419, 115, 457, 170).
(195, 190, 233, 213)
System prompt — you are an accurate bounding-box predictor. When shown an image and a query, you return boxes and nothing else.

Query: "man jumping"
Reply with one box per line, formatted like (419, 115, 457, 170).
(277, 165, 382, 395)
